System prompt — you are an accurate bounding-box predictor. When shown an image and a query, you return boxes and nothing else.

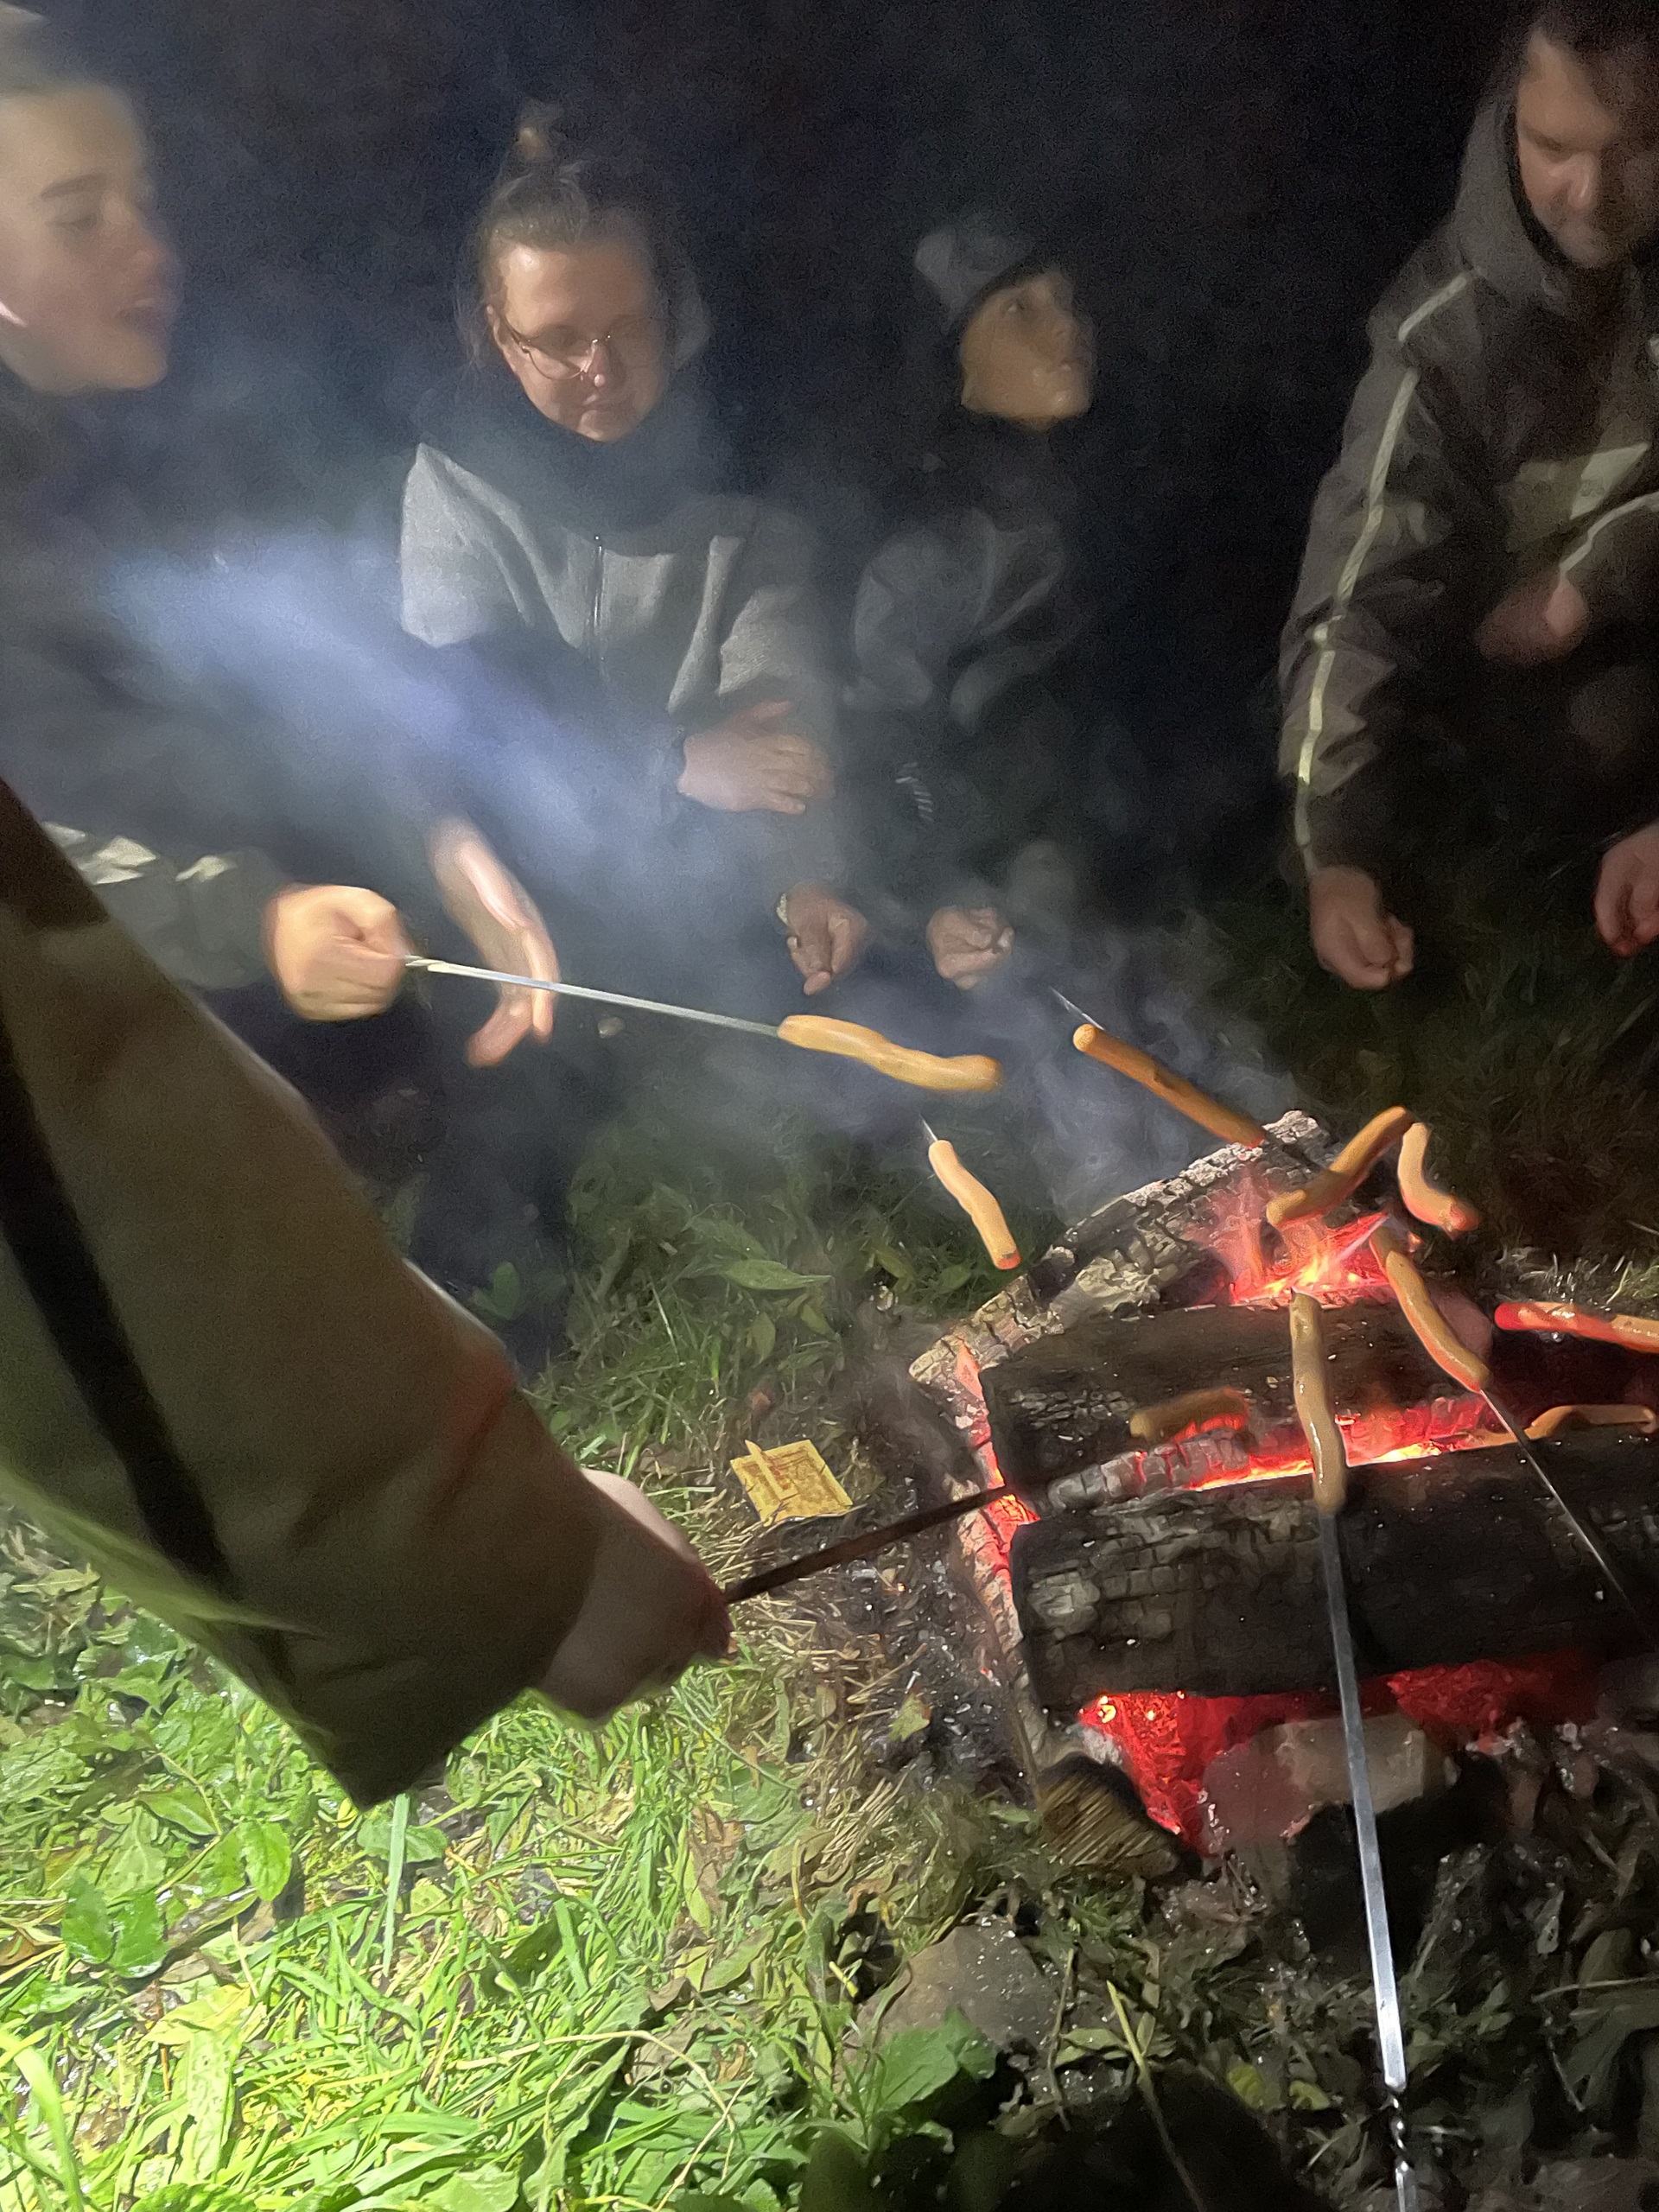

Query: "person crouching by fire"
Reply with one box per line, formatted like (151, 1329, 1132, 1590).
(0, 773, 728, 1807)
(0, 8, 591, 1367)
(400, 108, 869, 1007)
(1281, 0, 1659, 991)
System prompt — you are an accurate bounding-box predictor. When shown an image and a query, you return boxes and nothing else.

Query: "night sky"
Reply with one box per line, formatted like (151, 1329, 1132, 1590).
(60, 0, 1500, 877)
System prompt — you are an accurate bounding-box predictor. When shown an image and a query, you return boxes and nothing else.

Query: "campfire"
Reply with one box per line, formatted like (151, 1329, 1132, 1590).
(909, 1109, 1659, 1850)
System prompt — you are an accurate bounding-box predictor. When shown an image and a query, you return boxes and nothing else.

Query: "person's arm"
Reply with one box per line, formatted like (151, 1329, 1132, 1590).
(45, 823, 288, 992)
(847, 513, 1021, 980)
(0, 778, 725, 1805)
(1280, 319, 1496, 883)
(400, 445, 533, 650)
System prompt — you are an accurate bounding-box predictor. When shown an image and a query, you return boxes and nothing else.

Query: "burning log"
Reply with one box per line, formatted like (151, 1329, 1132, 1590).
(982, 1301, 1462, 1498)
(1010, 1431, 1659, 1709)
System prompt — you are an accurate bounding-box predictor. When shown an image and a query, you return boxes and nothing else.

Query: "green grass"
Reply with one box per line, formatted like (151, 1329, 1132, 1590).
(0, 1104, 1047, 2212)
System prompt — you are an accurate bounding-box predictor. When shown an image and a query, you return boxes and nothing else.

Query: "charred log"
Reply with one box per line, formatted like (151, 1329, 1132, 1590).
(984, 1301, 1455, 1497)
(1010, 1431, 1659, 1707)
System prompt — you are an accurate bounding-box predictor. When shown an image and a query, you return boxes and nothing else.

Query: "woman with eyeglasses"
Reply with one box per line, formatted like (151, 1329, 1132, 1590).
(401, 110, 868, 1003)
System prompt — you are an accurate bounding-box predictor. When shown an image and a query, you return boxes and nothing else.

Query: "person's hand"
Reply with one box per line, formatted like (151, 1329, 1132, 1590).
(1477, 569, 1591, 666)
(537, 1466, 730, 1723)
(782, 881, 869, 995)
(1595, 822, 1659, 957)
(926, 905, 1014, 988)
(427, 819, 558, 1067)
(264, 883, 414, 1022)
(1308, 865, 1414, 990)
(677, 702, 834, 815)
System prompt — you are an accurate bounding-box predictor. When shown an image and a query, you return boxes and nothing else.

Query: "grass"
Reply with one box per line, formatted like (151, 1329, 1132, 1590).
(8, 978, 1659, 2209)
(0, 1094, 1053, 2212)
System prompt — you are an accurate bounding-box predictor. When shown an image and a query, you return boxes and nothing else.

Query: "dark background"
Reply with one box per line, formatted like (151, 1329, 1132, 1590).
(60, 0, 1502, 874)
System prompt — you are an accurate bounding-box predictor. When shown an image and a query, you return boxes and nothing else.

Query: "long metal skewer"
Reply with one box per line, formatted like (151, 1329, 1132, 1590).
(1289, 1294, 1421, 2212)
(405, 956, 781, 1039)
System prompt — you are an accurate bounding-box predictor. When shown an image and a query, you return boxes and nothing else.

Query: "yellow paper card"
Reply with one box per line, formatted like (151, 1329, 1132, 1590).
(729, 1439, 852, 1525)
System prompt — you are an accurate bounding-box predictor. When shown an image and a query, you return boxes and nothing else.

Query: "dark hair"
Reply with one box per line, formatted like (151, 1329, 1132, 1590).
(1502, 0, 1659, 83)
(462, 105, 702, 366)
(0, 6, 99, 101)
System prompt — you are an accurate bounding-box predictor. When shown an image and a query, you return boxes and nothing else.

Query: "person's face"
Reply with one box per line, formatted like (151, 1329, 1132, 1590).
(0, 86, 175, 395)
(487, 238, 668, 442)
(958, 269, 1094, 430)
(1515, 29, 1659, 271)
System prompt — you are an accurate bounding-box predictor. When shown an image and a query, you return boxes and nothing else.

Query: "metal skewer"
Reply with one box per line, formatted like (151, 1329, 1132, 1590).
(1289, 1294, 1422, 2212)
(405, 957, 781, 1039)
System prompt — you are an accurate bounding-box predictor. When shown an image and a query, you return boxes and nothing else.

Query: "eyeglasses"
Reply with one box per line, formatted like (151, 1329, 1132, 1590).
(500, 315, 658, 381)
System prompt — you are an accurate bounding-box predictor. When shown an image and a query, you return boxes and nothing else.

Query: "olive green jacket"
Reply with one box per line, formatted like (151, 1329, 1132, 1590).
(0, 778, 607, 1803)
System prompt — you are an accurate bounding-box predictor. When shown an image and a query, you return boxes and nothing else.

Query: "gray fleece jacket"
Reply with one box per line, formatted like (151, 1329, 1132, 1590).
(400, 365, 843, 904)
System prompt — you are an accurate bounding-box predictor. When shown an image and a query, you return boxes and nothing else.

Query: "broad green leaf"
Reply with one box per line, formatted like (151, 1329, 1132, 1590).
(179, 2030, 236, 2178)
(868, 2011, 995, 2112)
(149, 1984, 253, 2045)
(137, 1789, 216, 1839)
(60, 1872, 115, 1966)
(706, 1257, 828, 1293)
(798, 2128, 879, 2212)
(101, 1825, 168, 1903)
(423, 2167, 520, 2212)
(747, 1313, 777, 1360)
(1225, 2059, 1271, 2108)
(238, 1821, 292, 1903)
(109, 1890, 166, 1978)
(355, 1811, 447, 1864)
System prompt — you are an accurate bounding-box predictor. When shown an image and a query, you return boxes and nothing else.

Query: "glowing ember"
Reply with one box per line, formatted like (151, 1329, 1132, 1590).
(943, 1159, 1586, 1852)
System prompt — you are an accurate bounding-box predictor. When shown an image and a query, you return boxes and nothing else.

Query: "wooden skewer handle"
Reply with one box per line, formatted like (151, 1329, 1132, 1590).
(1267, 1105, 1414, 1229)
(927, 1141, 1021, 1270)
(1070, 1025, 1267, 1149)
(1289, 1293, 1350, 1514)
(1370, 1224, 1491, 1392)
(1495, 1300, 1659, 1354)
(778, 1015, 1001, 1093)
(1397, 1122, 1480, 1236)
(1128, 1387, 1251, 1448)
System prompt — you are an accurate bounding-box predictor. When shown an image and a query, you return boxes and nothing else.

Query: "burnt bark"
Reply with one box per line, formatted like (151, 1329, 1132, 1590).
(1011, 1432, 1659, 1708)
(983, 1301, 1456, 1497)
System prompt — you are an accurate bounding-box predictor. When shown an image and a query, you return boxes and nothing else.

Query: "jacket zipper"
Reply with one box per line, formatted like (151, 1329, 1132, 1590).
(588, 535, 604, 672)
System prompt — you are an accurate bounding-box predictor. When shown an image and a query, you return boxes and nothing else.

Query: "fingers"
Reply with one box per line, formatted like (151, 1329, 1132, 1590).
(788, 915, 834, 995)
(1595, 838, 1659, 957)
(928, 906, 1014, 986)
(267, 885, 415, 1021)
(1314, 910, 1401, 990)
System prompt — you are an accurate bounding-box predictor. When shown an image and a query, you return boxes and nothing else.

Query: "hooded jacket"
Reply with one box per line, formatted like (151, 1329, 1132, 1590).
(1281, 101, 1659, 878)
(845, 214, 1089, 912)
(0, 777, 709, 1802)
(400, 358, 843, 905)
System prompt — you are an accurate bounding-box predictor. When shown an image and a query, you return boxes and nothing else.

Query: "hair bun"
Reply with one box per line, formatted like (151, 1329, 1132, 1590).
(512, 101, 572, 171)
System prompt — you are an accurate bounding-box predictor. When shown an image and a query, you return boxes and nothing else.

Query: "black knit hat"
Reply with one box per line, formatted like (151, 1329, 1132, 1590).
(912, 210, 1036, 335)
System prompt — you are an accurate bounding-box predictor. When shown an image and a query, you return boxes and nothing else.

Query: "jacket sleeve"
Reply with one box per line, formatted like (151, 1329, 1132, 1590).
(400, 445, 528, 649)
(1560, 489, 1659, 626)
(714, 505, 849, 901)
(1279, 316, 1497, 879)
(0, 777, 636, 1805)
(45, 823, 286, 993)
(844, 513, 1022, 910)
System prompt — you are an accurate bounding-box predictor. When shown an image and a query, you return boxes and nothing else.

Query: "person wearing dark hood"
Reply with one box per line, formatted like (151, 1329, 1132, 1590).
(1282, 0, 1659, 990)
(844, 213, 1096, 989)
(401, 111, 868, 1003)
(0, 10, 591, 1365)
